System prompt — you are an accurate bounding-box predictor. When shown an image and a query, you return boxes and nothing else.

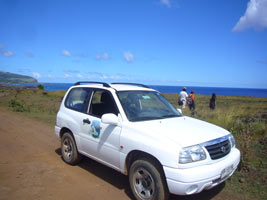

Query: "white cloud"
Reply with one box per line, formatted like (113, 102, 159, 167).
(64, 73, 72, 78)
(2, 50, 14, 56)
(160, 0, 171, 8)
(95, 53, 109, 60)
(77, 73, 83, 78)
(32, 72, 41, 79)
(99, 74, 126, 80)
(62, 50, 71, 56)
(233, 0, 267, 32)
(64, 69, 80, 73)
(95, 55, 101, 60)
(86, 72, 104, 79)
(85, 71, 129, 81)
(85, 71, 103, 76)
(124, 51, 134, 63)
(62, 50, 89, 58)
(102, 53, 109, 60)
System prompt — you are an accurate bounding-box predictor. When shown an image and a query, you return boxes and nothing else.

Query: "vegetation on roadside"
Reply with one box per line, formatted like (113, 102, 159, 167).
(0, 86, 266, 199)
(37, 84, 45, 90)
(0, 85, 65, 125)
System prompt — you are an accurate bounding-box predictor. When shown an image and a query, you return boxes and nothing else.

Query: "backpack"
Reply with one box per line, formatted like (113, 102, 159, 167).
(188, 94, 193, 104)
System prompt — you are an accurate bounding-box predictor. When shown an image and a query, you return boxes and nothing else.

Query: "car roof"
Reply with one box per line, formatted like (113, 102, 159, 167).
(110, 84, 155, 92)
(72, 82, 156, 92)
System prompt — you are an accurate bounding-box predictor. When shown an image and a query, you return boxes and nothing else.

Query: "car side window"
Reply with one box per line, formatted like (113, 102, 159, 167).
(89, 90, 119, 118)
(65, 88, 92, 113)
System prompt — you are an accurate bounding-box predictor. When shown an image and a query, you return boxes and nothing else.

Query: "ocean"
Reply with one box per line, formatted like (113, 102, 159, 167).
(38, 83, 267, 98)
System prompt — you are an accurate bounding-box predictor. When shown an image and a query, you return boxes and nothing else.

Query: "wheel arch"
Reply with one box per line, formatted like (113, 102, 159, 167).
(59, 127, 73, 138)
(125, 150, 166, 178)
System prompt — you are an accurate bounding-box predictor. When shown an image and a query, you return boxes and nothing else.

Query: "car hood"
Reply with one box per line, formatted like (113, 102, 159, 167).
(133, 116, 230, 147)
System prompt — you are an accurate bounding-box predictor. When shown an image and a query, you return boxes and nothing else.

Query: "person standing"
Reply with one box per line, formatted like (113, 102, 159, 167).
(209, 93, 216, 110)
(188, 90, 195, 111)
(178, 87, 188, 109)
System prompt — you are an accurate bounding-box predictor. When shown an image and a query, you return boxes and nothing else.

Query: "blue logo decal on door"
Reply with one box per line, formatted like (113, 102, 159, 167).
(89, 120, 101, 138)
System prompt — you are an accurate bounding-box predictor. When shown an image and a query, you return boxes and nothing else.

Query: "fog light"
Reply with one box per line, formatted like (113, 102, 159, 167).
(186, 185, 198, 195)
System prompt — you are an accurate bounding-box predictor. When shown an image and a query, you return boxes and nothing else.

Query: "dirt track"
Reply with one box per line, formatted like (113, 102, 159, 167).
(0, 107, 241, 200)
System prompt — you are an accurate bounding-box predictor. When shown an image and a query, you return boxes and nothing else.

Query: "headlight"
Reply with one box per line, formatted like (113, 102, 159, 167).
(179, 145, 206, 164)
(229, 134, 236, 148)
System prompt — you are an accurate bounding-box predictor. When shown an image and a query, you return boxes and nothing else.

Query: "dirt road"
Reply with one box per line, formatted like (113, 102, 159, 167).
(0, 107, 241, 200)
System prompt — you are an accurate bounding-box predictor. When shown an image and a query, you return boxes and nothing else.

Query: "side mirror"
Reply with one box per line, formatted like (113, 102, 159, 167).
(177, 108, 182, 114)
(101, 113, 119, 126)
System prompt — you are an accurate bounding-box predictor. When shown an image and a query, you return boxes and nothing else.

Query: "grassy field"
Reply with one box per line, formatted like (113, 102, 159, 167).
(0, 86, 266, 199)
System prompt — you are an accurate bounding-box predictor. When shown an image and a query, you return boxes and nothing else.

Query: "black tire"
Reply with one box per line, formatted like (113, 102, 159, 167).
(129, 158, 169, 200)
(61, 132, 81, 165)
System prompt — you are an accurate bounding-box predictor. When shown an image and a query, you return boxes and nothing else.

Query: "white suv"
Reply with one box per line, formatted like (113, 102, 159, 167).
(55, 82, 240, 200)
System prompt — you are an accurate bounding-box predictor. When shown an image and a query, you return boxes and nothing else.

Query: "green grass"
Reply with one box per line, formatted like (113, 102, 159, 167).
(0, 86, 266, 199)
(0, 86, 65, 125)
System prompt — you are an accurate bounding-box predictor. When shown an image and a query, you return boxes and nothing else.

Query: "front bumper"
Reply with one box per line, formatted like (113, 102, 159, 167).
(163, 148, 240, 195)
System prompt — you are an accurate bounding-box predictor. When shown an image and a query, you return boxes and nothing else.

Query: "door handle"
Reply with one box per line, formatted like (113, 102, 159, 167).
(83, 118, 91, 125)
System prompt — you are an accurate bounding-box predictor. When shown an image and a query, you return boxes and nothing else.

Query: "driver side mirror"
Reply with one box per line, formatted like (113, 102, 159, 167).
(101, 113, 119, 126)
(177, 108, 182, 114)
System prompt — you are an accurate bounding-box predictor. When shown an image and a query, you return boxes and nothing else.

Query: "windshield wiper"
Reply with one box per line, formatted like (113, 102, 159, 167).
(160, 114, 180, 118)
(131, 116, 163, 122)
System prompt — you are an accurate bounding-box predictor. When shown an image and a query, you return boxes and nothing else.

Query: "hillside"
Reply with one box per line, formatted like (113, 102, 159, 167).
(0, 72, 38, 84)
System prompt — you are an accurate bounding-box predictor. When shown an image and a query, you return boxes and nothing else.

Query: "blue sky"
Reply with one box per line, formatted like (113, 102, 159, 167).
(0, 0, 266, 88)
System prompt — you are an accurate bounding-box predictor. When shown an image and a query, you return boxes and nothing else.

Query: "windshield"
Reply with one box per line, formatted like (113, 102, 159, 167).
(117, 91, 182, 122)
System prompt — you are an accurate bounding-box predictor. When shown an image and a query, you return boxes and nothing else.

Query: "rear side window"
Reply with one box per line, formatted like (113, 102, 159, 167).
(65, 88, 92, 113)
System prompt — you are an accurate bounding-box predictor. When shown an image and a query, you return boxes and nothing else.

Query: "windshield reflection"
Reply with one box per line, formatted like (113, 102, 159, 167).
(117, 91, 182, 122)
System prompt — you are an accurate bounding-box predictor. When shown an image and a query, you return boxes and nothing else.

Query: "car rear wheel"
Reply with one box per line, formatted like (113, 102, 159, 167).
(129, 159, 169, 200)
(61, 132, 81, 165)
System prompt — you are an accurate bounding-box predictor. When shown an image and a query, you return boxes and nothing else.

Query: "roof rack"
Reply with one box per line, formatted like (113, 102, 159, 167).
(111, 82, 150, 88)
(74, 81, 110, 87)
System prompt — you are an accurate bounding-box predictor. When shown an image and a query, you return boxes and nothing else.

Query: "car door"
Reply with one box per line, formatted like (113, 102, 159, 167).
(63, 87, 93, 150)
(79, 89, 122, 170)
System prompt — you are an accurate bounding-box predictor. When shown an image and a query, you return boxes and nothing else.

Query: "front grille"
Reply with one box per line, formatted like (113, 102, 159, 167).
(205, 139, 231, 160)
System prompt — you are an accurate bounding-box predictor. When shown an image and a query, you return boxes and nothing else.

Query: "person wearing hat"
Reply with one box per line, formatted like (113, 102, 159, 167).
(178, 87, 188, 109)
(188, 90, 195, 111)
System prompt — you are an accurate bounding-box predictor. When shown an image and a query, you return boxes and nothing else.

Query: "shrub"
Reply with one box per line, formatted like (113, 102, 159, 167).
(37, 84, 44, 90)
(8, 98, 29, 112)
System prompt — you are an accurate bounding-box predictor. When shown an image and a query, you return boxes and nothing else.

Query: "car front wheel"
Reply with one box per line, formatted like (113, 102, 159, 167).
(129, 159, 169, 200)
